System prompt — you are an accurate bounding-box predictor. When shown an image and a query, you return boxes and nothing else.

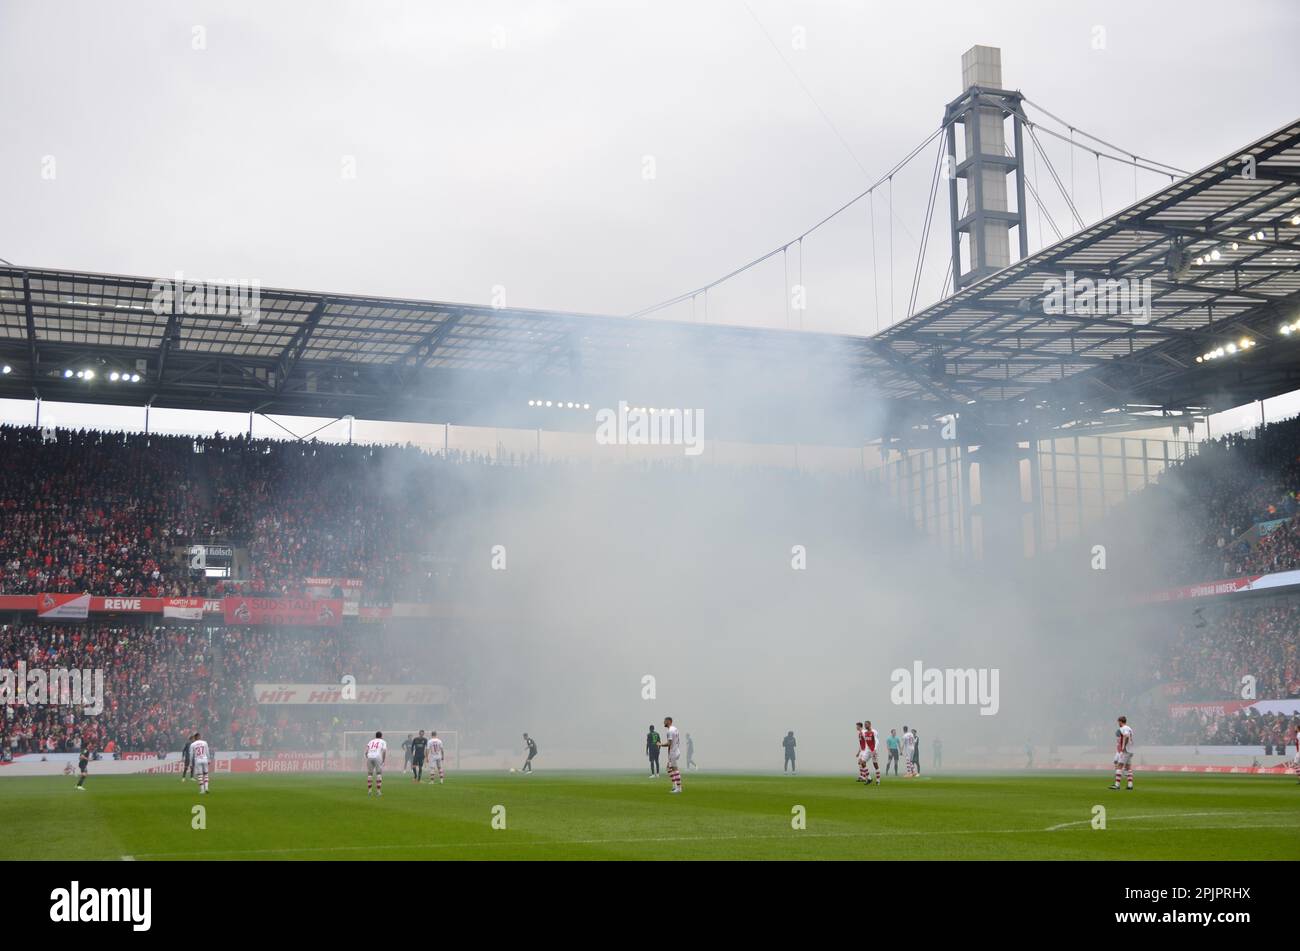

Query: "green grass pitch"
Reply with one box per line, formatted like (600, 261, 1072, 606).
(3, 771, 1296, 860)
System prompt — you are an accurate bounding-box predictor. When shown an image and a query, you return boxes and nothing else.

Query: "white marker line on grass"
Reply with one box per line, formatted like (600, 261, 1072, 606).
(1045, 810, 1290, 832)
(125, 819, 1299, 859)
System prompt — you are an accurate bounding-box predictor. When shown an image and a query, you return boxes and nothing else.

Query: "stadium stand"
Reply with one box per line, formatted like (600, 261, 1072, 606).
(1, 420, 1296, 755)
(0, 621, 450, 756)
(1126, 417, 1300, 584)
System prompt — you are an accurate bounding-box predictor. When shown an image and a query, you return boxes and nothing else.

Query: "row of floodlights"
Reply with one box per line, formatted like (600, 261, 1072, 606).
(1196, 338, 1256, 363)
(61, 368, 142, 382)
(527, 400, 591, 410)
(1192, 219, 1299, 266)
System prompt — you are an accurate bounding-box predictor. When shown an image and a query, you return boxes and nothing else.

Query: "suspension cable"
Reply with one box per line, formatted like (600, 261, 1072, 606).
(626, 122, 947, 319)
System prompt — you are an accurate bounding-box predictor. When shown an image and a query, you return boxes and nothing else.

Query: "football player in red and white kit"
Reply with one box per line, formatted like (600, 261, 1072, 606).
(862, 720, 881, 785)
(190, 732, 211, 795)
(1110, 716, 1134, 790)
(659, 717, 683, 793)
(365, 730, 387, 797)
(428, 731, 445, 784)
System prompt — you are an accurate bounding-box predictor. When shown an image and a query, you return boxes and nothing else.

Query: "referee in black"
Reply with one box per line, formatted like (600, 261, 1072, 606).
(782, 731, 797, 773)
(75, 745, 90, 790)
(181, 732, 196, 782)
(410, 729, 428, 782)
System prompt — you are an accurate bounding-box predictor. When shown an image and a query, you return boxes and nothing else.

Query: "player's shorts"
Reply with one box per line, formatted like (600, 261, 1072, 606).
(412, 754, 425, 765)
(367, 756, 383, 775)
(193, 759, 209, 776)
(667, 752, 680, 768)
(1113, 751, 1133, 767)
(857, 749, 868, 765)
(430, 755, 443, 765)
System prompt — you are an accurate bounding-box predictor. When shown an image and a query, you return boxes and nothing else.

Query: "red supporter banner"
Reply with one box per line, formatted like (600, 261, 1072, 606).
(224, 596, 344, 627)
(1140, 576, 1258, 603)
(1038, 762, 1294, 775)
(0, 594, 434, 622)
(1168, 700, 1254, 717)
(232, 754, 329, 773)
(1140, 567, 1300, 604)
(303, 577, 364, 590)
(143, 757, 233, 775)
(36, 592, 90, 620)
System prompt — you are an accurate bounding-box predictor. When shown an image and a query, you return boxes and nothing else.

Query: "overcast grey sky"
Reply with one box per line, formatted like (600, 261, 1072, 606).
(1, 0, 1298, 437)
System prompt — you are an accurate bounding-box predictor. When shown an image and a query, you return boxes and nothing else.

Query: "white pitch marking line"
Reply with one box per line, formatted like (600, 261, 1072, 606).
(1045, 810, 1291, 832)
(125, 817, 1299, 859)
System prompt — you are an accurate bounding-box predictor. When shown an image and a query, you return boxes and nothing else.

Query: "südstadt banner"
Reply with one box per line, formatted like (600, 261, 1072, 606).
(223, 597, 344, 627)
(254, 682, 450, 704)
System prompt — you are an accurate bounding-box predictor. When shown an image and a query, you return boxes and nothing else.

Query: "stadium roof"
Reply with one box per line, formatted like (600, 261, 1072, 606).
(877, 116, 1300, 437)
(1, 118, 1298, 445)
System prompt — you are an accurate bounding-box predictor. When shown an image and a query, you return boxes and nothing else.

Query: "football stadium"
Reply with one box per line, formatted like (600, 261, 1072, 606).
(0, 0, 1297, 931)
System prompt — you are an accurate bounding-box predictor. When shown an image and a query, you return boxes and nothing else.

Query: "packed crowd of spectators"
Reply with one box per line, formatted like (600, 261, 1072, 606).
(1130, 417, 1300, 584)
(1074, 418, 1300, 747)
(1136, 598, 1300, 745)
(1148, 706, 1298, 750)
(0, 424, 887, 605)
(1155, 602, 1300, 702)
(0, 622, 224, 757)
(0, 426, 521, 603)
(0, 621, 450, 757)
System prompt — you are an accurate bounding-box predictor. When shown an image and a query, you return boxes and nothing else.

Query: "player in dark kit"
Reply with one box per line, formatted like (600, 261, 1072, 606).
(181, 732, 196, 782)
(75, 747, 90, 790)
(410, 729, 428, 782)
(521, 733, 538, 773)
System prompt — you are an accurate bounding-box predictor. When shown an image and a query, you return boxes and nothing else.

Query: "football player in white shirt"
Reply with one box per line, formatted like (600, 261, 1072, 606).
(365, 730, 387, 797)
(1290, 720, 1300, 783)
(901, 726, 916, 777)
(658, 716, 683, 793)
(190, 732, 211, 794)
(1110, 715, 1135, 790)
(428, 731, 445, 784)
